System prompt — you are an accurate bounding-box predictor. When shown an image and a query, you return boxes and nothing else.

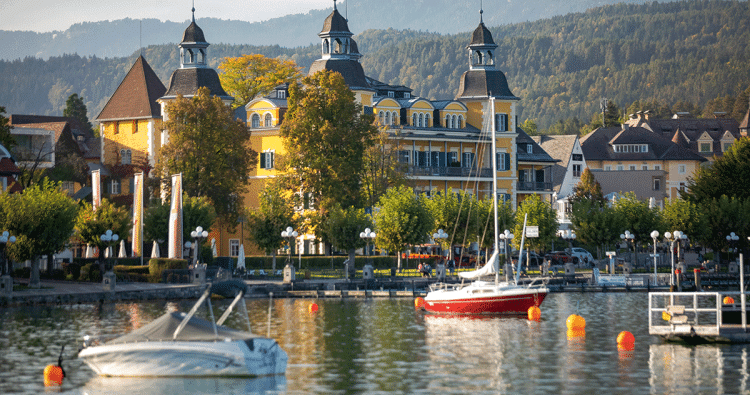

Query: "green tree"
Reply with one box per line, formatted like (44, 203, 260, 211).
(612, 192, 661, 265)
(0, 106, 16, 151)
(63, 93, 93, 132)
(519, 118, 538, 135)
(143, 195, 217, 259)
(513, 194, 558, 256)
(686, 137, 750, 203)
(280, 70, 378, 211)
(374, 185, 432, 271)
(362, 129, 409, 209)
(157, 87, 255, 222)
(697, 196, 750, 261)
(245, 180, 296, 271)
(580, 100, 623, 135)
(0, 180, 79, 287)
(424, 189, 478, 261)
(568, 167, 605, 207)
(570, 198, 622, 259)
(661, 198, 703, 241)
(474, 197, 514, 264)
(218, 54, 302, 109)
(75, 198, 131, 273)
(320, 204, 373, 269)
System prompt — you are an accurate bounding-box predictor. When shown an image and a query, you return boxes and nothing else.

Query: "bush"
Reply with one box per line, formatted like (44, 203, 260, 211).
(148, 258, 188, 283)
(13, 267, 30, 278)
(79, 263, 101, 282)
(62, 262, 82, 280)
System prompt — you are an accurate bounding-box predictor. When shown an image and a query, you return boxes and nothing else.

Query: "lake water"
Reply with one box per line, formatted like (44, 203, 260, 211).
(1, 293, 749, 394)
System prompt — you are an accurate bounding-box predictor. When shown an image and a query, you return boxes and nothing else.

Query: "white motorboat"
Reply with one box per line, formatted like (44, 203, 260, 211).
(78, 280, 287, 377)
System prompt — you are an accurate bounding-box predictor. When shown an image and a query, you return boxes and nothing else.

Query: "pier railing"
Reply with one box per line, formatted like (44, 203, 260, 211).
(649, 292, 723, 336)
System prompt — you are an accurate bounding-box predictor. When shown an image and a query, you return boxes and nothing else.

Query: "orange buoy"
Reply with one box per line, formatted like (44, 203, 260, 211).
(617, 342, 635, 352)
(43, 364, 64, 387)
(566, 314, 586, 331)
(527, 306, 541, 321)
(723, 296, 735, 304)
(414, 297, 425, 310)
(309, 302, 319, 313)
(617, 331, 635, 348)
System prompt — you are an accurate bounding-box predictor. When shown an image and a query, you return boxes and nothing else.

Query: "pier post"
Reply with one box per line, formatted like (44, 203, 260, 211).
(676, 269, 682, 292)
(694, 268, 701, 291)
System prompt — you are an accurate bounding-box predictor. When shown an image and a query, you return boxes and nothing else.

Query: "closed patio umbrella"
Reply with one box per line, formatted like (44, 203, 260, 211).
(119, 239, 127, 258)
(237, 244, 245, 270)
(151, 241, 160, 258)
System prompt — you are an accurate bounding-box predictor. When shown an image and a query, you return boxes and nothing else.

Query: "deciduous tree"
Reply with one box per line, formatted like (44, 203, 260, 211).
(245, 180, 296, 271)
(143, 194, 217, 260)
(374, 185, 432, 271)
(686, 137, 750, 203)
(157, 87, 255, 222)
(0, 180, 79, 287)
(280, 70, 377, 211)
(0, 106, 16, 151)
(75, 198, 131, 273)
(513, 194, 558, 255)
(218, 54, 302, 109)
(320, 204, 372, 269)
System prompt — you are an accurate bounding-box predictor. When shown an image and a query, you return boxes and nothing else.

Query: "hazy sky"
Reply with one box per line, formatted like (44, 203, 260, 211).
(3, 0, 337, 32)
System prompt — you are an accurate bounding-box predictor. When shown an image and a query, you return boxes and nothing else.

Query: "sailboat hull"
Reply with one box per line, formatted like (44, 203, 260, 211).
(423, 282, 547, 315)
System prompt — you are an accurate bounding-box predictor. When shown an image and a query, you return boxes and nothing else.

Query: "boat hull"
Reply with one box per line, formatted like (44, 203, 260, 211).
(78, 338, 287, 377)
(423, 283, 547, 315)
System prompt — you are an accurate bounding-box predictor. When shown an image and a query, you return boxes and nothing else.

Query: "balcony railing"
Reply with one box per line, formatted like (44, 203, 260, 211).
(406, 166, 494, 178)
(516, 181, 553, 192)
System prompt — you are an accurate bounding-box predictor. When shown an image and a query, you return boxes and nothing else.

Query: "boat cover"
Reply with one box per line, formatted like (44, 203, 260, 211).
(459, 250, 498, 279)
(107, 312, 260, 344)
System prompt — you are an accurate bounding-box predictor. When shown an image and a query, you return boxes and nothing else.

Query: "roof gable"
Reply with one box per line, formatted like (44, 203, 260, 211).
(97, 56, 166, 121)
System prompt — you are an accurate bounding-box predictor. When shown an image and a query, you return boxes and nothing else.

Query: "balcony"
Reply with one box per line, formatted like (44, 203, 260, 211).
(406, 166, 494, 178)
(516, 181, 553, 192)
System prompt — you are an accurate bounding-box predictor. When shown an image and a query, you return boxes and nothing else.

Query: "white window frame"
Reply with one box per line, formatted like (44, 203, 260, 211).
(251, 113, 260, 128)
(678, 164, 686, 174)
(229, 239, 240, 256)
(264, 113, 273, 127)
(111, 179, 121, 195)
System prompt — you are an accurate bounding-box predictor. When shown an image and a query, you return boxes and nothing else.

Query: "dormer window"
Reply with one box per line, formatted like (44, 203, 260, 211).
(526, 144, 533, 154)
(278, 90, 286, 99)
(404, 92, 410, 98)
(388, 91, 394, 98)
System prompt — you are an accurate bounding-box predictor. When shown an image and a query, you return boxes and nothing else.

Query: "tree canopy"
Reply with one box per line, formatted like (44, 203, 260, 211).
(63, 93, 94, 132)
(157, 87, 255, 222)
(218, 54, 302, 109)
(374, 185, 432, 270)
(686, 137, 750, 203)
(0, 106, 16, 151)
(280, 70, 377, 211)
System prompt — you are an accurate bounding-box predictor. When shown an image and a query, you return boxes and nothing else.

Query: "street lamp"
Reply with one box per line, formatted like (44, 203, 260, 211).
(281, 226, 298, 266)
(499, 229, 514, 268)
(190, 226, 209, 266)
(361, 228, 378, 263)
(665, 231, 683, 288)
(100, 230, 119, 271)
(431, 229, 448, 259)
(727, 232, 740, 263)
(620, 230, 635, 265)
(650, 230, 659, 283)
(183, 241, 192, 264)
(0, 231, 15, 276)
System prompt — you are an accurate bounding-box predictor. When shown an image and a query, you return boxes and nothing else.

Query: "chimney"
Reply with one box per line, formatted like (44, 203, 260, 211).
(714, 112, 727, 119)
(644, 110, 651, 121)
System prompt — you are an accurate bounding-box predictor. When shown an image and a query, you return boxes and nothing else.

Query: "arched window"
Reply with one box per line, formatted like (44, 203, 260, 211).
(425, 113, 431, 127)
(334, 39, 342, 53)
(487, 51, 493, 65)
(251, 113, 260, 128)
(392, 111, 398, 125)
(412, 114, 418, 127)
(120, 149, 131, 165)
(446, 114, 452, 129)
(385, 112, 391, 125)
(198, 49, 206, 64)
(477, 52, 483, 65)
(323, 39, 330, 54)
(452, 115, 458, 129)
(264, 113, 273, 127)
(418, 113, 424, 127)
(458, 115, 463, 128)
(379, 111, 385, 125)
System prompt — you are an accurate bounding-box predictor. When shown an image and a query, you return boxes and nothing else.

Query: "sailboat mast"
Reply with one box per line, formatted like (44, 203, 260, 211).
(490, 97, 499, 283)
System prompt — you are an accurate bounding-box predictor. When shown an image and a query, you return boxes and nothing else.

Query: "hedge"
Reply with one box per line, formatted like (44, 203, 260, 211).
(148, 258, 188, 283)
(237, 255, 417, 270)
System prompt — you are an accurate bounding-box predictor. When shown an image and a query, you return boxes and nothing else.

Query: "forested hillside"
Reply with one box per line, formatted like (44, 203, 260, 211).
(2, 0, 750, 130)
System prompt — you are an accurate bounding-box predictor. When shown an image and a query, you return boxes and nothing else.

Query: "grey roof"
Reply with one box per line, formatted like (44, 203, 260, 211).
(320, 7, 351, 35)
(531, 135, 579, 192)
(181, 21, 206, 43)
(471, 22, 496, 46)
(308, 58, 372, 91)
(456, 69, 520, 100)
(162, 67, 231, 99)
(580, 125, 708, 162)
(516, 128, 557, 163)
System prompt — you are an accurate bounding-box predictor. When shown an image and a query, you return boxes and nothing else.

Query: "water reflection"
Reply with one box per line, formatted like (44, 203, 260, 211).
(2, 294, 750, 394)
(74, 376, 286, 395)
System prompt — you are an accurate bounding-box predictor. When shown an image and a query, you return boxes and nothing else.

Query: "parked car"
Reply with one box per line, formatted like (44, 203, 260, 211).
(513, 251, 544, 267)
(544, 251, 577, 265)
(568, 247, 594, 265)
